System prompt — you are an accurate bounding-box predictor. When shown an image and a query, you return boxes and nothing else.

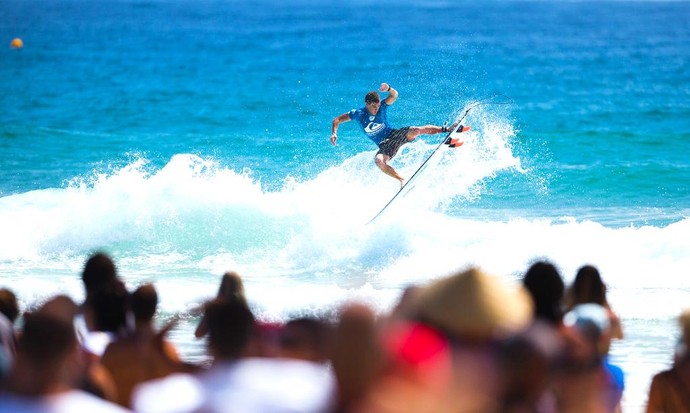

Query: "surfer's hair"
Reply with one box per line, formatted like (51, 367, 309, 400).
(365, 91, 380, 104)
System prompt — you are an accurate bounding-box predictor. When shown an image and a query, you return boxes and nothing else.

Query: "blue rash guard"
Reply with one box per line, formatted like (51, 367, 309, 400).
(347, 101, 394, 145)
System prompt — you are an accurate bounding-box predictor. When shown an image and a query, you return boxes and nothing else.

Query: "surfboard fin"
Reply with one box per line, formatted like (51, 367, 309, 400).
(446, 138, 464, 148)
(444, 124, 470, 148)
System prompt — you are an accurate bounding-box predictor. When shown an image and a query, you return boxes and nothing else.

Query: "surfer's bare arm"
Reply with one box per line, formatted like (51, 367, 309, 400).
(331, 113, 350, 146)
(380, 83, 398, 105)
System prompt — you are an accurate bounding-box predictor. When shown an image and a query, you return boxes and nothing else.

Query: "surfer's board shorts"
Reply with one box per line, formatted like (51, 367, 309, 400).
(376, 127, 411, 158)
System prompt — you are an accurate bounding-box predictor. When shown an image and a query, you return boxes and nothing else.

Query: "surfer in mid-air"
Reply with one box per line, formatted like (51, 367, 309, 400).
(330, 82, 470, 187)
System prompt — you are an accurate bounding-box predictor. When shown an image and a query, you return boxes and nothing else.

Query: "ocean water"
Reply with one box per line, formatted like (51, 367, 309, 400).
(2, 0, 690, 410)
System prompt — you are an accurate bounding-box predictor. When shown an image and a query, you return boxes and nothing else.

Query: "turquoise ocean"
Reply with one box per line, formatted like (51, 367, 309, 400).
(2, 0, 690, 410)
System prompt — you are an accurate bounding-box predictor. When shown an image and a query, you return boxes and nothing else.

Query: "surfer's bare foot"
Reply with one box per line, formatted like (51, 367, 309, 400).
(399, 178, 406, 188)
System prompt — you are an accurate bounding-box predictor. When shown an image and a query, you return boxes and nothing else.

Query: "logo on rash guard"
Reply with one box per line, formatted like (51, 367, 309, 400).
(364, 122, 384, 135)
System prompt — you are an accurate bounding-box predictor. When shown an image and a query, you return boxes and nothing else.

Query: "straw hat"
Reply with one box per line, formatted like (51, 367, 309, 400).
(415, 267, 533, 341)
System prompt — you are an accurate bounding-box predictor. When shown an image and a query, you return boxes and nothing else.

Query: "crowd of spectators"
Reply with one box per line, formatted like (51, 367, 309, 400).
(0, 252, 688, 412)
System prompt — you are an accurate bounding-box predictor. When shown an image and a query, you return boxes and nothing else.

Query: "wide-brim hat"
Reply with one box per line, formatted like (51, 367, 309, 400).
(415, 267, 533, 341)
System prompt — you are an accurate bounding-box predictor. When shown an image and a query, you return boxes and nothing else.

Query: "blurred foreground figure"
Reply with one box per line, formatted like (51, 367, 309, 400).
(0, 296, 130, 412)
(0, 288, 19, 384)
(279, 316, 332, 363)
(133, 299, 334, 413)
(332, 267, 536, 413)
(566, 265, 624, 340)
(645, 308, 690, 413)
(194, 271, 247, 339)
(102, 283, 195, 408)
(557, 303, 624, 413)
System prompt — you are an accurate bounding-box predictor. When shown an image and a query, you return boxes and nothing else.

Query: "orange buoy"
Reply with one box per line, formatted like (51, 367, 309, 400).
(11, 38, 23, 49)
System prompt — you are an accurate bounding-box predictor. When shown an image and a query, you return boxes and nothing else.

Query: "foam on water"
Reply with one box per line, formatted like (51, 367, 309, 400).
(1, 106, 688, 325)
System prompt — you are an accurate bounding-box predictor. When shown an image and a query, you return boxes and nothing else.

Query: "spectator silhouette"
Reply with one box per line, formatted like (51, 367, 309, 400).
(566, 264, 624, 340)
(331, 267, 535, 413)
(330, 303, 382, 413)
(82, 252, 122, 296)
(646, 307, 690, 413)
(134, 299, 333, 413)
(412, 267, 534, 413)
(77, 252, 129, 402)
(0, 295, 130, 412)
(498, 322, 564, 413)
(101, 283, 195, 408)
(77, 252, 129, 356)
(0, 288, 19, 384)
(193, 271, 284, 358)
(559, 304, 624, 413)
(279, 316, 332, 363)
(515, 261, 571, 412)
(194, 271, 247, 339)
(523, 261, 566, 326)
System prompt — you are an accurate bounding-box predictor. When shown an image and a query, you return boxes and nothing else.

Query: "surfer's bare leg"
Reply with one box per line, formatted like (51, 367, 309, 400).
(375, 153, 405, 187)
(407, 124, 470, 140)
(406, 125, 445, 140)
(409, 124, 470, 148)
